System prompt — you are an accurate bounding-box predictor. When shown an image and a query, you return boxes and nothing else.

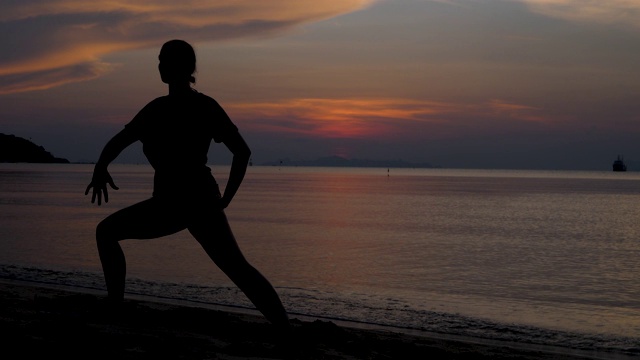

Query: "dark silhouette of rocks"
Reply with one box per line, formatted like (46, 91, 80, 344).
(0, 133, 69, 163)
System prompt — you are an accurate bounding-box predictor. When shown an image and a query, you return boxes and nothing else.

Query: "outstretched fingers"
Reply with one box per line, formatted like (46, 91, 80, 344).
(108, 178, 119, 191)
(103, 184, 109, 204)
(84, 183, 104, 205)
(85, 175, 118, 206)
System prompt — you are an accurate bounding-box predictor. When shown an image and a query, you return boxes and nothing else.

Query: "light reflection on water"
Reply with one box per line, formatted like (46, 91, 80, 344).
(1, 163, 639, 343)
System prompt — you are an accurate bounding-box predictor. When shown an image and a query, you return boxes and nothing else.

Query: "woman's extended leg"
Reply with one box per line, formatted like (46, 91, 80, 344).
(188, 212, 290, 329)
(96, 198, 188, 302)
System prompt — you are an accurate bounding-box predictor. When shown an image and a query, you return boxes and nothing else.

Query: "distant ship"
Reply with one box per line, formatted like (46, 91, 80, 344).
(612, 155, 627, 172)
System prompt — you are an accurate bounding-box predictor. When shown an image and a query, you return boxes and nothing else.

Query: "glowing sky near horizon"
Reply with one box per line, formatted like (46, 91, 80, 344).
(1, 0, 639, 169)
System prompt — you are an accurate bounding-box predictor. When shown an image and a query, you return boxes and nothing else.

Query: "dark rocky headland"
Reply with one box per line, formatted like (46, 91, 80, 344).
(0, 133, 69, 163)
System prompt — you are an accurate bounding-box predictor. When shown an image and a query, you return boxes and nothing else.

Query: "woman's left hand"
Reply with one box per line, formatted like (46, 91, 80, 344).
(85, 167, 119, 205)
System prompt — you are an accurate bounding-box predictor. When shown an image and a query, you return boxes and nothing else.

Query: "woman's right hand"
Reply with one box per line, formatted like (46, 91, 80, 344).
(85, 166, 119, 205)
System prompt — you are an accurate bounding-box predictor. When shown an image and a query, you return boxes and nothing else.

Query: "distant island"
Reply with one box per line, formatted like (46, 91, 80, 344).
(0, 133, 69, 163)
(260, 155, 436, 168)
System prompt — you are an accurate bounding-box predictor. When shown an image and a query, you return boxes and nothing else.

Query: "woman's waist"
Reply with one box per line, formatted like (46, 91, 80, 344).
(152, 169, 219, 196)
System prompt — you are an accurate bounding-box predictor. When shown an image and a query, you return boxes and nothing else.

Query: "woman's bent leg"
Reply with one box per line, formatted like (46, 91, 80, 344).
(188, 212, 290, 329)
(96, 198, 187, 302)
(96, 220, 126, 302)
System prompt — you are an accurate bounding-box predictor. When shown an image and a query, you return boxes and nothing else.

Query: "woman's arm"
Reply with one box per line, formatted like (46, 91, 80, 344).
(85, 128, 138, 205)
(220, 131, 251, 209)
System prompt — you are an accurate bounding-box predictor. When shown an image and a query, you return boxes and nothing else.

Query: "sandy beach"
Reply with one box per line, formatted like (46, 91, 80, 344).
(0, 280, 613, 360)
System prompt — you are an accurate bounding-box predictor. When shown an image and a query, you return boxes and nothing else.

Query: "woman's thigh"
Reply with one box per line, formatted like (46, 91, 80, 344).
(188, 211, 250, 267)
(99, 198, 189, 240)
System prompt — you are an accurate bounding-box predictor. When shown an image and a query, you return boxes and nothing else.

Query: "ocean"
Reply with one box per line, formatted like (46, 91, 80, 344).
(1, 163, 638, 358)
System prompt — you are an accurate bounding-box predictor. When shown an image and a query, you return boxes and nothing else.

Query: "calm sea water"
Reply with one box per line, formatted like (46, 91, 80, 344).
(1, 163, 639, 357)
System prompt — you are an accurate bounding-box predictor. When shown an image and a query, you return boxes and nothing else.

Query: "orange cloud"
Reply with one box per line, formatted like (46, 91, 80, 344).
(226, 97, 552, 140)
(230, 98, 435, 138)
(487, 99, 546, 123)
(520, 0, 640, 29)
(1, 1, 373, 24)
(0, 61, 115, 95)
(0, 0, 374, 94)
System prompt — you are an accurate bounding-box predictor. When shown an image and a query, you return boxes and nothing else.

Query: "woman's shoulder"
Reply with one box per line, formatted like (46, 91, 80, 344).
(192, 91, 220, 105)
(143, 95, 171, 108)
(140, 91, 223, 114)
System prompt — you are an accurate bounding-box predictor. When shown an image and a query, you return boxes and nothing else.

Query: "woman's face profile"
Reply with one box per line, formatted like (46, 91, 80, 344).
(158, 60, 170, 84)
(158, 53, 180, 84)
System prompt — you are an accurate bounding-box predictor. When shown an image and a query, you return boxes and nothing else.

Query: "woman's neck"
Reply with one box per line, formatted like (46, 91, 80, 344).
(168, 82, 192, 95)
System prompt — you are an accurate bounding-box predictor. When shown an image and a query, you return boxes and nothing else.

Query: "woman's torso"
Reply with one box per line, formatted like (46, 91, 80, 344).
(125, 91, 237, 198)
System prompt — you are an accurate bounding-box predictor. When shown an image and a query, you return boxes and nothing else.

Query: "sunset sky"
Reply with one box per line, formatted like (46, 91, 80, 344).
(1, 0, 639, 170)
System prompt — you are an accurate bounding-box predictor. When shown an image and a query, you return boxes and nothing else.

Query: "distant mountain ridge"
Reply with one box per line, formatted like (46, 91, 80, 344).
(261, 155, 436, 168)
(0, 133, 69, 163)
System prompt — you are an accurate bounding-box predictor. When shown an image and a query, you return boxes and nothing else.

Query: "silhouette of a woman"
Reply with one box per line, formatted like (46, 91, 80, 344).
(85, 39, 290, 329)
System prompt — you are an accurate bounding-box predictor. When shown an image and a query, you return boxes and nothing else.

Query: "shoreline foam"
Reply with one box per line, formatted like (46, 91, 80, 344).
(1, 280, 630, 360)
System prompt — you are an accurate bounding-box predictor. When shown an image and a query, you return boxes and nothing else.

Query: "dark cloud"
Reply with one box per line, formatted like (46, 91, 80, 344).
(0, 0, 373, 93)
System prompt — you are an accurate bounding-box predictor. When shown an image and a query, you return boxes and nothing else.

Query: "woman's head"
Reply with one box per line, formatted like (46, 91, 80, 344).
(159, 39, 196, 85)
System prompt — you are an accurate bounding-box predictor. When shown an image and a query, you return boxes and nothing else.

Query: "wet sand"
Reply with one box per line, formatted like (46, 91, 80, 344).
(0, 281, 606, 359)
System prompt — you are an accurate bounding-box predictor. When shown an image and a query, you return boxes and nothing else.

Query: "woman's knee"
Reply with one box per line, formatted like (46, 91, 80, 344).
(96, 217, 119, 244)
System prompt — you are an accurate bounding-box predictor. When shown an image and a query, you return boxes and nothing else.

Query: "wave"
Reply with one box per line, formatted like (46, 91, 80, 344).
(1, 263, 637, 359)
